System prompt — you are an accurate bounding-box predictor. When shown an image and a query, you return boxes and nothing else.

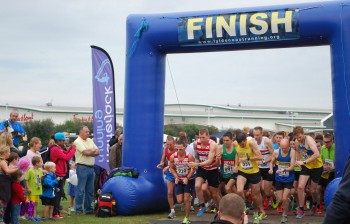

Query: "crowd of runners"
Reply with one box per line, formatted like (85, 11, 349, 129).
(157, 126, 335, 224)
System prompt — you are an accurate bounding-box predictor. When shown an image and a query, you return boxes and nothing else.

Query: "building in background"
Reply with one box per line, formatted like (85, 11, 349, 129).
(0, 103, 332, 132)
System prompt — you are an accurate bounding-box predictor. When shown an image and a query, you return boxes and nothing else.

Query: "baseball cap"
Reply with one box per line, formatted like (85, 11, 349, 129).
(54, 132, 69, 141)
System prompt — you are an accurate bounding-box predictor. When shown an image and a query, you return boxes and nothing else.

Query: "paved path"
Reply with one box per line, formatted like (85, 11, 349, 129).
(152, 209, 325, 224)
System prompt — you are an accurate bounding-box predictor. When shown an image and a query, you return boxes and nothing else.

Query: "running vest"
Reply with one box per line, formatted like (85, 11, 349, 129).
(174, 151, 192, 182)
(275, 148, 294, 183)
(165, 147, 177, 166)
(254, 136, 270, 169)
(220, 144, 236, 179)
(196, 139, 217, 170)
(235, 140, 259, 174)
(298, 136, 323, 169)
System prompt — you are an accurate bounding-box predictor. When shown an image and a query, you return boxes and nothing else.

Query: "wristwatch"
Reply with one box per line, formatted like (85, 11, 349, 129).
(303, 161, 307, 165)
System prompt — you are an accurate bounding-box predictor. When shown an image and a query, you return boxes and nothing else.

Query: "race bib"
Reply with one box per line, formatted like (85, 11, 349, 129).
(176, 165, 188, 175)
(199, 156, 207, 162)
(278, 164, 289, 177)
(324, 159, 334, 167)
(301, 152, 309, 161)
(223, 163, 234, 174)
(241, 160, 253, 170)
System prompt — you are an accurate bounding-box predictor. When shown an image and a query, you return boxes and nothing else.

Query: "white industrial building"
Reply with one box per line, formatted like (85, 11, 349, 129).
(0, 103, 332, 132)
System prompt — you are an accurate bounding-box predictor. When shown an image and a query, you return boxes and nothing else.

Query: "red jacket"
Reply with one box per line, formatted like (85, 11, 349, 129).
(11, 182, 26, 205)
(50, 144, 76, 177)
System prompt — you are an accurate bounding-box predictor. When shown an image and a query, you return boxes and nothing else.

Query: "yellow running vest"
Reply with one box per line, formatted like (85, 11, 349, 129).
(235, 140, 259, 174)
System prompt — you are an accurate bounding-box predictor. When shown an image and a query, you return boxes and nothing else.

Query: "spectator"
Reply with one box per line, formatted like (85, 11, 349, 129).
(50, 132, 76, 219)
(74, 126, 100, 215)
(26, 137, 42, 167)
(0, 111, 25, 147)
(211, 193, 246, 224)
(109, 134, 123, 170)
(108, 128, 122, 147)
(10, 170, 26, 224)
(0, 132, 28, 157)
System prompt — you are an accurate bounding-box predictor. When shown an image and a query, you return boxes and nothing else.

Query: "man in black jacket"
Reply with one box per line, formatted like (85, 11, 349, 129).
(211, 193, 246, 224)
(324, 156, 350, 224)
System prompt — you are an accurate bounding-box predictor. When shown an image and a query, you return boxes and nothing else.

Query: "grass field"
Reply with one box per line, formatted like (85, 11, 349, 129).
(20, 184, 169, 224)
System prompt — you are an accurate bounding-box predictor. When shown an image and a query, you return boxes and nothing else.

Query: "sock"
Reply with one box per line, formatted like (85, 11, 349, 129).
(200, 203, 205, 208)
(300, 206, 304, 211)
(171, 208, 175, 213)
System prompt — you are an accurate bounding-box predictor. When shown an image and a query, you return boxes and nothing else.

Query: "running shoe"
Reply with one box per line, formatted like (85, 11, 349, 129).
(310, 205, 317, 216)
(167, 210, 176, 219)
(253, 213, 260, 224)
(263, 198, 269, 210)
(211, 208, 217, 213)
(197, 206, 206, 217)
(190, 206, 195, 212)
(281, 215, 288, 223)
(277, 205, 283, 213)
(182, 217, 191, 224)
(258, 211, 267, 220)
(296, 209, 305, 219)
(272, 197, 279, 209)
(316, 208, 323, 214)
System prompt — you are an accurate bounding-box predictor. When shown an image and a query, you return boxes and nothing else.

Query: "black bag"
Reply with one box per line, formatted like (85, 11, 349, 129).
(95, 193, 116, 218)
(39, 145, 55, 164)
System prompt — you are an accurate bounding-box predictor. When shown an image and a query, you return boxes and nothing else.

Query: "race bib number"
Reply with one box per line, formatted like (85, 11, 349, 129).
(324, 159, 334, 167)
(278, 164, 289, 177)
(177, 165, 188, 175)
(223, 163, 234, 174)
(241, 160, 253, 170)
(199, 156, 207, 162)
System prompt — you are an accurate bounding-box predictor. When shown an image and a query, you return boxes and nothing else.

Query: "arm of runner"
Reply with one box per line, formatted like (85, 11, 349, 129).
(264, 138, 274, 163)
(193, 142, 199, 163)
(286, 149, 296, 172)
(169, 155, 178, 184)
(249, 140, 263, 161)
(215, 145, 223, 167)
(234, 149, 239, 173)
(187, 154, 196, 178)
(156, 148, 166, 169)
(304, 136, 320, 164)
(269, 151, 277, 174)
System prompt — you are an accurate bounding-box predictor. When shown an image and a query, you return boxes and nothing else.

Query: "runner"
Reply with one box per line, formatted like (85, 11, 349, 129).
(156, 135, 177, 219)
(253, 127, 274, 211)
(169, 139, 196, 224)
(269, 139, 295, 223)
(234, 132, 264, 224)
(189, 128, 221, 217)
(317, 132, 335, 212)
(293, 126, 323, 218)
(217, 131, 237, 194)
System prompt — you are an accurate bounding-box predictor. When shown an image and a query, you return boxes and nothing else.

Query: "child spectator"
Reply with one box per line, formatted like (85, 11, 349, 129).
(26, 137, 42, 167)
(67, 162, 77, 212)
(0, 145, 19, 223)
(7, 152, 19, 168)
(41, 162, 59, 221)
(10, 170, 26, 224)
(25, 156, 43, 222)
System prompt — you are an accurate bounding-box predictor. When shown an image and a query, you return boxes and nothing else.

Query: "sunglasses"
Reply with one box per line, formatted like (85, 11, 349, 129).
(175, 147, 184, 150)
(324, 141, 332, 144)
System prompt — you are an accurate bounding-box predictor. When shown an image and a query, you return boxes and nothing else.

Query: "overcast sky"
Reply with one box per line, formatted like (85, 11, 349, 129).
(0, 0, 333, 110)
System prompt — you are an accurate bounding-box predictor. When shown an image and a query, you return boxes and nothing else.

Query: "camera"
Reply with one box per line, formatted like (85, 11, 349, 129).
(4, 120, 9, 128)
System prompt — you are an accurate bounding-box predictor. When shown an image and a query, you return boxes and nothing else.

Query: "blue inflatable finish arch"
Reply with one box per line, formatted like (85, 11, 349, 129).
(103, 1, 350, 215)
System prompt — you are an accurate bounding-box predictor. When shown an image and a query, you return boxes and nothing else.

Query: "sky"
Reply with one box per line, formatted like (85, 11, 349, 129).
(0, 0, 333, 110)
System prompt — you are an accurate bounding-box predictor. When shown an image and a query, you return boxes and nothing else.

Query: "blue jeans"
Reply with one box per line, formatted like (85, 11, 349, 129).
(75, 164, 94, 214)
(11, 204, 20, 224)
